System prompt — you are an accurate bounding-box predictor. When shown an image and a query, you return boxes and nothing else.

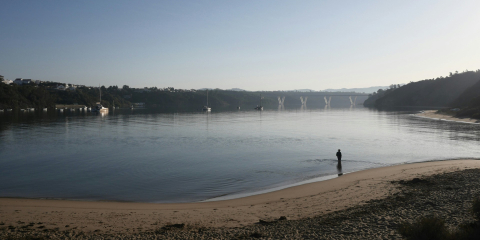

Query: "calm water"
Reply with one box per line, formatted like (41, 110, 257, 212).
(1, 107, 479, 203)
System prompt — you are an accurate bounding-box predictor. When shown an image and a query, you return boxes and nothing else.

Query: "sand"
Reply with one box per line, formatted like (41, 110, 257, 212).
(1, 159, 479, 235)
(416, 110, 480, 124)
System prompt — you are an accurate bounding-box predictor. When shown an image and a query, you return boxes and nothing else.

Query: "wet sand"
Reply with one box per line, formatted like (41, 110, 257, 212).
(1, 159, 479, 236)
(416, 110, 480, 124)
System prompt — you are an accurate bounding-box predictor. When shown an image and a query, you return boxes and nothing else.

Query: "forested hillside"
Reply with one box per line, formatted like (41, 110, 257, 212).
(0, 83, 131, 109)
(0, 82, 368, 110)
(0, 83, 56, 109)
(451, 79, 480, 118)
(364, 70, 480, 109)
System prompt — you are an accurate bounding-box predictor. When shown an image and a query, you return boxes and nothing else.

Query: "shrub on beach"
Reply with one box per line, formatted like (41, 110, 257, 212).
(398, 197, 480, 240)
(471, 197, 480, 221)
(451, 197, 480, 240)
(398, 216, 452, 240)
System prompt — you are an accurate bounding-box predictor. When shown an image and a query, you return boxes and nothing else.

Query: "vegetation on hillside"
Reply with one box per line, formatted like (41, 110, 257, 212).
(0, 81, 369, 110)
(0, 82, 56, 109)
(450, 79, 480, 119)
(363, 70, 480, 118)
(362, 84, 402, 107)
(0, 83, 132, 109)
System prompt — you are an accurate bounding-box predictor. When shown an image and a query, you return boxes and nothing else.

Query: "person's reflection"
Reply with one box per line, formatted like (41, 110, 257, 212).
(337, 162, 343, 176)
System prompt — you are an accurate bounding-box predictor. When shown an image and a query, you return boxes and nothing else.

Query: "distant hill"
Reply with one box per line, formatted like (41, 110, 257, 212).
(323, 86, 389, 94)
(291, 89, 317, 92)
(451, 79, 480, 118)
(451, 78, 480, 107)
(364, 70, 480, 108)
(226, 88, 246, 91)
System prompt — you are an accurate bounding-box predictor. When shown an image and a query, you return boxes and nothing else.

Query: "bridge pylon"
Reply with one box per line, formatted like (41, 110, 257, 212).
(324, 96, 331, 106)
(349, 96, 357, 105)
(278, 96, 285, 110)
(300, 96, 308, 106)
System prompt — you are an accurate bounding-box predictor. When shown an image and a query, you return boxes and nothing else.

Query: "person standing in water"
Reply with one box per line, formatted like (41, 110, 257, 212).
(336, 149, 343, 175)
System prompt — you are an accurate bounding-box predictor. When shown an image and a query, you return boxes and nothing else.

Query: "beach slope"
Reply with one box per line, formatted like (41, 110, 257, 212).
(1, 159, 479, 235)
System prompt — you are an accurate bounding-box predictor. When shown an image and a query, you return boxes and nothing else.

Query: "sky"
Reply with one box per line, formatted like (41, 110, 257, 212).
(1, 1, 479, 91)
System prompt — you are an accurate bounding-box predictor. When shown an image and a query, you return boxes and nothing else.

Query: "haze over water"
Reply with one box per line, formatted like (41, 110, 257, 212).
(1, 107, 479, 203)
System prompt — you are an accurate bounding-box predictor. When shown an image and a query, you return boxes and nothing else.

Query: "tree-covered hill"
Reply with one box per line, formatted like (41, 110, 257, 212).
(0, 83, 368, 110)
(0, 83, 56, 109)
(451, 79, 480, 119)
(363, 70, 480, 109)
(0, 83, 132, 109)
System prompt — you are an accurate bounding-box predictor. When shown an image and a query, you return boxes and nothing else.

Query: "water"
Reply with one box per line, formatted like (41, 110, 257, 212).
(1, 107, 479, 203)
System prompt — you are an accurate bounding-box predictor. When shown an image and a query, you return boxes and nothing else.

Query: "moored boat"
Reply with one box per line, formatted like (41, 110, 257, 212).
(92, 86, 109, 113)
(93, 102, 109, 113)
(254, 94, 264, 110)
(202, 90, 211, 112)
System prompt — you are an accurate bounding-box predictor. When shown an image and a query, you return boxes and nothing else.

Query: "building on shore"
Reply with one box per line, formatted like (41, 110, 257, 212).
(1, 75, 13, 85)
(2, 79, 13, 85)
(14, 78, 23, 85)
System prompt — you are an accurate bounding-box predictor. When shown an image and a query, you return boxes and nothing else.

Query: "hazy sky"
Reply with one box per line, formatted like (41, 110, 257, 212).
(1, 1, 479, 91)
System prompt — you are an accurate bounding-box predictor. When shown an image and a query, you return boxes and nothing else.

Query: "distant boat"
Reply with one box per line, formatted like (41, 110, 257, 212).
(254, 95, 263, 110)
(203, 90, 211, 112)
(7, 109, 12, 112)
(92, 87, 109, 113)
(93, 102, 108, 113)
(43, 108, 48, 111)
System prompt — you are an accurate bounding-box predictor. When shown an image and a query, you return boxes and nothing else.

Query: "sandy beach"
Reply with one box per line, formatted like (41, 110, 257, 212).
(416, 110, 480, 124)
(1, 159, 480, 238)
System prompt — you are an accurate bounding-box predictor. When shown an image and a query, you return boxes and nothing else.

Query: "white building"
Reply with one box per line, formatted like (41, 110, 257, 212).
(2, 79, 12, 85)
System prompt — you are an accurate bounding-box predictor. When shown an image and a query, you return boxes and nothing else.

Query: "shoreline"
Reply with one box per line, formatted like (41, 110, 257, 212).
(415, 110, 480, 124)
(1, 159, 479, 235)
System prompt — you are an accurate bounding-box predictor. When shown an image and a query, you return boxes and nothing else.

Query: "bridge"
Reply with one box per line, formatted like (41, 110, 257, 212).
(276, 94, 367, 107)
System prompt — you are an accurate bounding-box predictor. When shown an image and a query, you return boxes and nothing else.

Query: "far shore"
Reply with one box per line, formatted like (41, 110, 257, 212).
(416, 110, 480, 124)
(1, 159, 479, 235)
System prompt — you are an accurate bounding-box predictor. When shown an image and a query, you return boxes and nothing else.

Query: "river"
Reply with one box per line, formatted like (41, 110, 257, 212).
(1, 106, 479, 203)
